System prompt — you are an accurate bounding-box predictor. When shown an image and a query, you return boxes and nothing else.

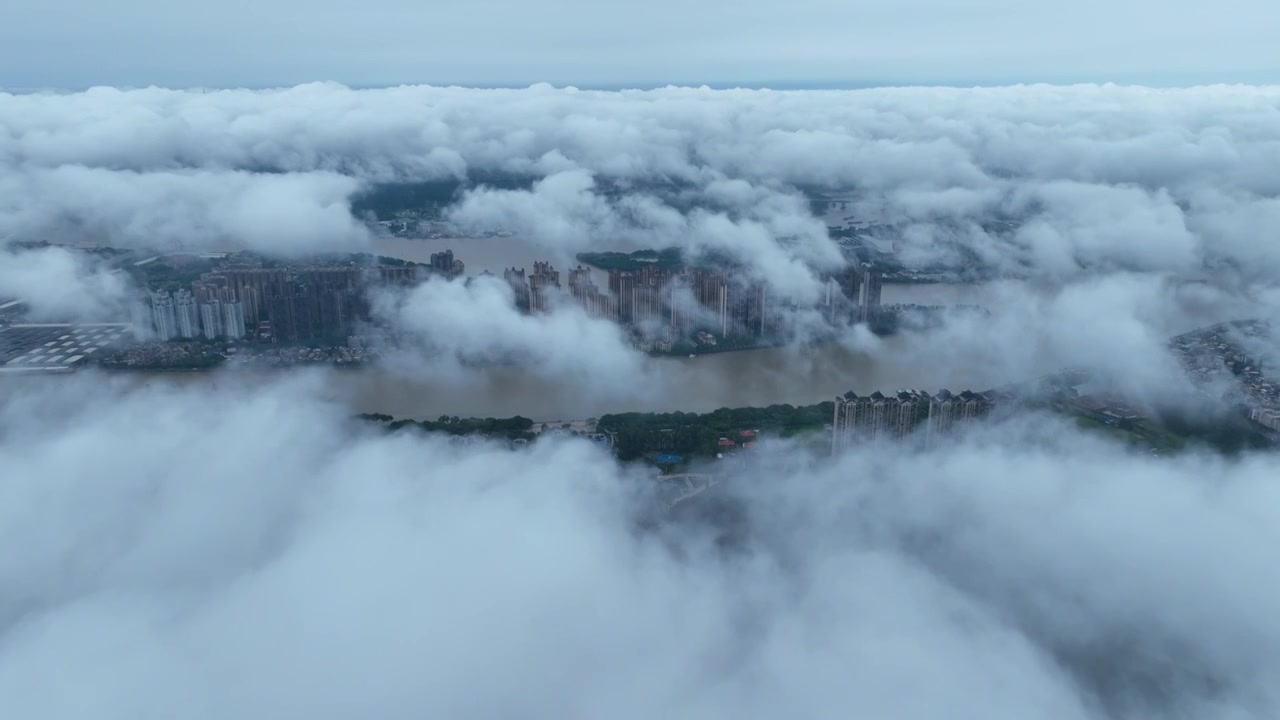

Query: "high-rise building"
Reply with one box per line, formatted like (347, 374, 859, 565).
(222, 300, 246, 339)
(430, 249, 456, 275)
(199, 300, 223, 339)
(504, 268, 530, 310)
(925, 389, 958, 445)
(174, 289, 201, 339)
(823, 266, 862, 323)
(923, 390, 995, 449)
(149, 290, 178, 341)
(528, 262, 561, 314)
(568, 266, 618, 321)
(217, 268, 289, 324)
(687, 269, 730, 336)
(633, 266, 672, 328)
(836, 265, 862, 302)
(268, 289, 307, 344)
(831, 389, 933, 454)
(379, 265, 422, 286)
(267, 280, 360, 344)
(609, 270, 638, 323)
(733, 281, 771, 339)
(858, 268, 883, 324)
(300, 267, 362, 292)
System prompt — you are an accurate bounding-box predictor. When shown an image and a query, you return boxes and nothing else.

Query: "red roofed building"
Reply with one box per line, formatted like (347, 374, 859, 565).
(739, 429, 757, 439)
(717, 438, 736, 448)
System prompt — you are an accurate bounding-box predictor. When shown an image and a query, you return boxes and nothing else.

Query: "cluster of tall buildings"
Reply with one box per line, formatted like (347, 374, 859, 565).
(821, 266, 883, 324)
(138, 288, 246, 341)
(133, 249, 887, 349)
(136, 262, 432, 344)
(504, 261, 883, 342)
(830, 389, 997, 453)
(429, 250, 464, 277)
(568, 266, 616, 320)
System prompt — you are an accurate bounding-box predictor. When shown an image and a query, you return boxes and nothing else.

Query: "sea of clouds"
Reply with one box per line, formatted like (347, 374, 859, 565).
(2, 84, 1280, 718)
(1, 373, 1279, 719)
(1, 83, 1278, 384)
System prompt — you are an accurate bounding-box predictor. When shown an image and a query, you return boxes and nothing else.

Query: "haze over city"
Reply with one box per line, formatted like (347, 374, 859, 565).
(2, 3, 1280, 719)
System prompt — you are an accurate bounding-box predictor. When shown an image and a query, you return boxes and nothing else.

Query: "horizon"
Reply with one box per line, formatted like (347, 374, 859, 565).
(6, 74, 1280, 94)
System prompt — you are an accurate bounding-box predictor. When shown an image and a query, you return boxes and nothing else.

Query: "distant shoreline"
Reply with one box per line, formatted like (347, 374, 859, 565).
(7, 336, 863, 377)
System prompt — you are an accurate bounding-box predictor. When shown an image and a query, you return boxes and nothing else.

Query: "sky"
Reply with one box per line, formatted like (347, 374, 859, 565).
(2, 0, 1279, 89)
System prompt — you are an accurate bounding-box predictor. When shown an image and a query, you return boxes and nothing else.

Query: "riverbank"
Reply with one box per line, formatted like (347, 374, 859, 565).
(13, 333, 999, 421)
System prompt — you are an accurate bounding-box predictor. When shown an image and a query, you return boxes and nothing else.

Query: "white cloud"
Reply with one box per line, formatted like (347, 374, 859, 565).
(0, 245, 131, 320)
(0, 84, 1277, 410)
(1, 373, 1279, 718)
(372, 275, 647, 393)
(0, 84, 1278, 294)
(0, 166, 368, 255)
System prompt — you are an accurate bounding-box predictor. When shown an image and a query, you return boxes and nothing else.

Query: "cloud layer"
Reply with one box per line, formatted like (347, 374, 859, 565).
(4, 83, 1280, 282)
(0, 245, 131, 320)
(3, 84, 1278, 407)
(1, 373, 1279, 719)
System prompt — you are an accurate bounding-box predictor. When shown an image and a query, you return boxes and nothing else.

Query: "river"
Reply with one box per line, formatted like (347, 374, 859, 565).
(8, 237, 1243, 422)
(93, 268, 1239, 421)
(71, 333, 1002, 421)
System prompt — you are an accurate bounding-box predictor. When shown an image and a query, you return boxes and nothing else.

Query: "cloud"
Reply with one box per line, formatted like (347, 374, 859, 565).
(5, 72, 1280, 720)
(1, 373, 1279, 718)
(1, 83, 1279, 413)
(371, 275, 647, 394)
(0, 245, 132, 320)
(4, 84, 1280, 279)
(883, 274, 1255, 403)
(0, 165, 369, 255)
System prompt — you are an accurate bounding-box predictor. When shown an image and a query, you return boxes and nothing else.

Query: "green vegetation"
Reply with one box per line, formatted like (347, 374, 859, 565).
(318, 252, 428, 268)
(128, 252, 429, 293)
(358, 413, 536, 442)
(1071, 415, 1185, 453)
(128, 257, 223, 292)
(575, 247, 685, 271)
(1055, 398, 1273, 456)
(1156, 408, 1274, 455)
(350, 175, 535, 220)
(599, 402, 833, 461)
(350, 181, 463, 220)
(664, 335, 783, 356)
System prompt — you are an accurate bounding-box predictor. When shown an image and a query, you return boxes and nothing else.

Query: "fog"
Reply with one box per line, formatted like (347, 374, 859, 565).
(1, 372, 1278, 719)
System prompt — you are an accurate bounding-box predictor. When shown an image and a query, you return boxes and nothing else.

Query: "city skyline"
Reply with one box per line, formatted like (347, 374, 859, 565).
(125, 248, 891, 354)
